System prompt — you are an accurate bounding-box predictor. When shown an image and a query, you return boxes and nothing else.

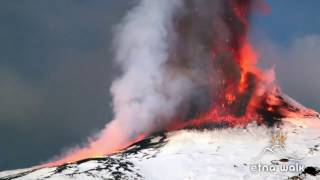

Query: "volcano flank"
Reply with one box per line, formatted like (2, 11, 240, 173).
(1, 95, 320, 179)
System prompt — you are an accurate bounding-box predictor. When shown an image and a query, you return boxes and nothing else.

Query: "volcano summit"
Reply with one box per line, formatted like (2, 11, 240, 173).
(1, 95, 320, 179)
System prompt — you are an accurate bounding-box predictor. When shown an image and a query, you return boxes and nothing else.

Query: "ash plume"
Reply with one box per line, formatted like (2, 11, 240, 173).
(50, 0, 274, 164)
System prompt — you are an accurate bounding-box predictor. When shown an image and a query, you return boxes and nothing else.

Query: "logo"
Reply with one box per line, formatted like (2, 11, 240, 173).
(263, 131, 302, 161)
(250, 130, 305, 173)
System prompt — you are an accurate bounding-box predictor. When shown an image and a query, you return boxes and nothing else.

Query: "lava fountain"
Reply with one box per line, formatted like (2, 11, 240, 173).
(45, 0, 317, 167)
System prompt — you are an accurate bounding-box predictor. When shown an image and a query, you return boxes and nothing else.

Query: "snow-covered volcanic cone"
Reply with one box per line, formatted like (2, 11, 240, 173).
(1, 95, 320, 180)
(1, 0, 320, 179)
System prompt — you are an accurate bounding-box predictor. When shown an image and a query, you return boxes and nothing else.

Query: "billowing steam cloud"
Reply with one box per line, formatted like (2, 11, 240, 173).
(50, 0, 274, 165)
(109, 0, 190, 143)
(51, 0, 191, 163)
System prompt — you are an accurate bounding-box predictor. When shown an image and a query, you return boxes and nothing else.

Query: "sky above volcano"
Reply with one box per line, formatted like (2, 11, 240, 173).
(0, 0, 319, 170)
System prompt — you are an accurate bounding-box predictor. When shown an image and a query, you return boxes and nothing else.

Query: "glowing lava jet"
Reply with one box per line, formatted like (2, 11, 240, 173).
(45, 0, 318, 167)
(167, 0, 316, 130)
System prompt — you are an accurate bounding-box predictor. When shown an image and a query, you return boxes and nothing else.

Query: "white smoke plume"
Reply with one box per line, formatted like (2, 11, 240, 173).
(49, 0, 203, 163)
(92, 0, 192, 153)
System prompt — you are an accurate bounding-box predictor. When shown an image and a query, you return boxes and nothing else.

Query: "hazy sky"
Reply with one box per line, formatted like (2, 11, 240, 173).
(0, 1, 319, 170)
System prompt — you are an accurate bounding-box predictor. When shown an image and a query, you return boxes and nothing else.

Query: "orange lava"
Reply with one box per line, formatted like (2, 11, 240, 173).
(167, 0, 276, 130)
(43, 125, 146, 167)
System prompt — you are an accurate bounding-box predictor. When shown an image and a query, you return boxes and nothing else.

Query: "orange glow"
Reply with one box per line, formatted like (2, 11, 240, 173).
(267, 107, 273, 112)
(43, 124, 146, 167)
(239, 43, 258, 70)
(226, 93, 236, 104)
(44, 145, 114, 167)
(238, 43, 259, 93)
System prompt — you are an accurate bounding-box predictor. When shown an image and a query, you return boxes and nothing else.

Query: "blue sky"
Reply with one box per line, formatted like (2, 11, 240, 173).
(0, 1, 319, 170)
(253, 0, 320, 44)
(251, 0, 320, 110)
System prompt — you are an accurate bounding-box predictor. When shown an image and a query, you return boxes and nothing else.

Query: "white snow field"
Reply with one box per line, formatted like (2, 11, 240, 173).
(1, 114, 320, 180)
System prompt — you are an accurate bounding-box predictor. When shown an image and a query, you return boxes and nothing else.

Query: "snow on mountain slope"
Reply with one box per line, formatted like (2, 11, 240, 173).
(1, 115, 320, 180)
